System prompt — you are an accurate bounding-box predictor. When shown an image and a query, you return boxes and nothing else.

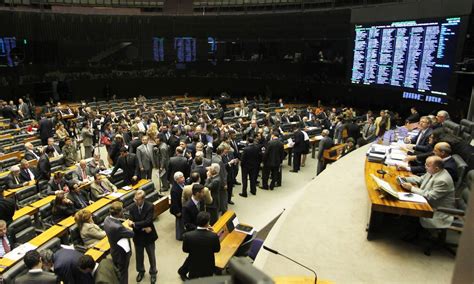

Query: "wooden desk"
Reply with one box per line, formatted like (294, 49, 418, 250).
(212, 210, 249, 270)
(12, 206, 38, 221)
(215, 229, 247, 270)
(29, 195, 56, 208)
(85, 248, 105, 261)
(29, 225, 67, 247)
(323, 144, 346, 162)
(364, 159, 433, 240)
(153, 195, 170, 219)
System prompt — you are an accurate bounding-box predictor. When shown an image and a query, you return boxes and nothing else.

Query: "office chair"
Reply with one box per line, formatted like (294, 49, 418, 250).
(92, 204, 112, 227)
(39, 203, 54, 229)
(8, 215, 37, 245)
(459, 119, 474, 142)
(15, 184, 39, 208)
(452, 154, 468, 193)
(442, 120, 460, 136)
(120, 190, 136, 211)
(140, 181, 159, 202)
(1, 260, 28, 284)
(38, 237, 62, 253)
(67, 224, 87, 253)
(423, 170, 473, 256)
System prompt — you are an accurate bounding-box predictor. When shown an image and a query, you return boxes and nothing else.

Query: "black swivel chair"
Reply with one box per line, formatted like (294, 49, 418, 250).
(119, 190, 136, 211)
(39, 202, 54, 229)
(1, 260, 28, 284)
(7, 215, 37, 246)
(140, 181, 159, 203)
(459, 119, 474, 142)
(92, 204, 112, 227)
(15, 184, 39, 208)
(443, 120, 460, 136)
(452, 154, 468, 193)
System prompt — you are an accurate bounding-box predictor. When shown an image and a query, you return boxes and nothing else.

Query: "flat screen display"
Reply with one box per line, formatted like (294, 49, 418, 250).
(350, 17, 462, 97)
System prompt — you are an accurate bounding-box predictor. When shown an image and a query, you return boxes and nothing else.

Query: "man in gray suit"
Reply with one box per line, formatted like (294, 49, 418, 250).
(104, 201, 134, 284)
(204, 163, 222, 225)
(317, 129, 334, 175)
(401, 156, 455, 229)
(211, 146, 228, 213)
(81, 123, 94, 159)
(136, 136, 156, 180)
(154, 136, 170, 191)
(16, 250, 57, 284)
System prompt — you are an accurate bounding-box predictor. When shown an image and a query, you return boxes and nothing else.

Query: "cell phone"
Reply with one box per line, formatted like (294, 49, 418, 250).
(396, 176, 407, 185)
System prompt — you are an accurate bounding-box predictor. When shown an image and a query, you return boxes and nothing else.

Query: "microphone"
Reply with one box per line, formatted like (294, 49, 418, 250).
(262, 245, 318, 284)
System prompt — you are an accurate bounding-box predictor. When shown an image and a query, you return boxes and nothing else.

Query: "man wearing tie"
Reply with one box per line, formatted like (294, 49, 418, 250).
(104, 202, 134, 284)
(74, 160, 91, 185)
(90, 173, 117, 200)
(136, 136, 156, 180)
(0, 220, 12, 257)
(182, 212, 220, 279)
(47, 137, 62, 157)
(67, 184, 91, 210)
(110, 148, 140, 185)
(171, 171, 186, 241)
(19, 159, 38, 183)
(404, 116, 433, 153)
(24, 142, 40, 161)
(129, 190, 158, 283)
(6, 166, 30, 189)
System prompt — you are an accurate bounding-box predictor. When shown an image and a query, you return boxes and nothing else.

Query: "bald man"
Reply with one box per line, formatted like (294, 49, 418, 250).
(401, 156, 455, 229)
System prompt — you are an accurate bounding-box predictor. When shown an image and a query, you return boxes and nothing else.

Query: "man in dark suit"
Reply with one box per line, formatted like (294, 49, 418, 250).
(291, 128, 305, 173)
(78, 254, 119, 284)
(67, 185, 91, 210)
(38, 116, 54, 146)
(406, 107, 420, 124)
(182, 212, 220, 279)
(78, 255, 119, 284)
(239, 137, 260, 197)
(6, 165, 30, 189)
(16, 250, 57, 284)
(39, 248, 94, 284)
(19, 159, 38, 182)
(191, 155, 208, 185)
(178, 184, 205, 281)
(128, 134, 142, 154)
(110, 147, 140, 185)
(24, 142, 41, 161)
(104, 201, 134, 284)
(182, 184, 205, 232)
(46, 138, 62, 157)
(171, 172, 186, 241)
(167, 147, 191, 186)
(261, 132, 285, 190)
(204, 164, 221, 225)
(168, 128, 181, 157)
(343, 119, 360, 142)
(129, 190, 158, 283)
(317, 129, 334, 175)
(404, 116, 433, 153)
(0, 191, 15, 226)
(37, 147, 54, 181)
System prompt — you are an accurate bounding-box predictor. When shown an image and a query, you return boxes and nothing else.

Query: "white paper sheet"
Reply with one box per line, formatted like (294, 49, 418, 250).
(3, 243, 37, 261)
(117, 238, 130, 253)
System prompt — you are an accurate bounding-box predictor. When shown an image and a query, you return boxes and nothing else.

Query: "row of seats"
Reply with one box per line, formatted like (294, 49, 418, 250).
(5, 180, 158, 262)
(443, 119, 474, 142)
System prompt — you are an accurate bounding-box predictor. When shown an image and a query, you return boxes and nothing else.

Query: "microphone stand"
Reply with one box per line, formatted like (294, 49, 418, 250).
(263, 245, 318, 284)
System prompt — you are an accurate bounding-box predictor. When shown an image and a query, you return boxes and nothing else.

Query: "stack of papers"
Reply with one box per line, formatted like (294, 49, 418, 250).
(370, 174, 427, 203)
(3, 243, 37, 261)
(367, 144, 389, 163)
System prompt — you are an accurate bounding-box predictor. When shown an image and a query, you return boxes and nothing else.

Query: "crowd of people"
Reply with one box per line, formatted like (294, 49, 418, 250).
(0, 94, 472, 283)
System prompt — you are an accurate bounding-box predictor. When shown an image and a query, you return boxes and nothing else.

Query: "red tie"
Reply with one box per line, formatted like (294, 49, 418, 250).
(2, 236, 10, 254)
(82, 169, 87, 180)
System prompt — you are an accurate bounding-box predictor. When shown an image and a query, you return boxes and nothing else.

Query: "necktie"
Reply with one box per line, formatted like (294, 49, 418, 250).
(28, 169, 34, 181)
(2, 236, 10, 254)
(14, 175, 19, 185)
(416, 130, 424, 145)
(100, 182, 110, 194)
(139, 206, 142, 215)
(79, 195, 87, 208)
(82, 169, 87, 180)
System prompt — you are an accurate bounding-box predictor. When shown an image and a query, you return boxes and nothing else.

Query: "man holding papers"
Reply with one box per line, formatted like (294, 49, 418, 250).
(400, 156, 455, 229)
(104, 201, 134, 284)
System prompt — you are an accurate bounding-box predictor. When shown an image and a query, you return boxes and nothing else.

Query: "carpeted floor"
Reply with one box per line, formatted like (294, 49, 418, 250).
(253, 145, 456, 284)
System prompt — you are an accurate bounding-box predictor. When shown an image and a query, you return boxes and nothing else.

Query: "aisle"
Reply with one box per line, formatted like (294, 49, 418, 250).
(118, 151, 318, 283)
